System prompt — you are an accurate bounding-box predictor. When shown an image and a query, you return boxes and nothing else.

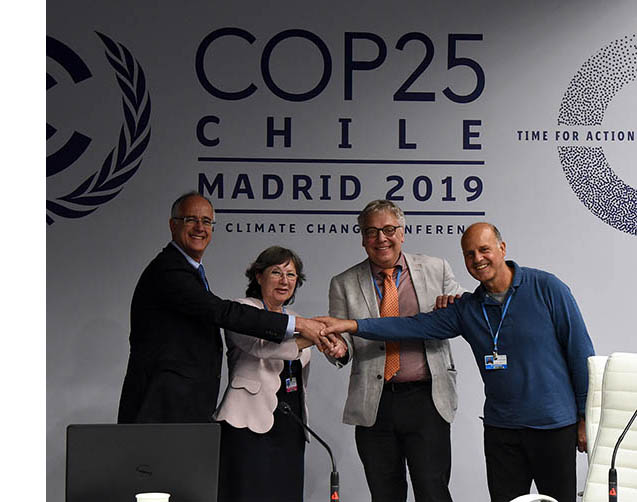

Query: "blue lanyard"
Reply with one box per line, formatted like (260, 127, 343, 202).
(481, 293, 513, 355)
(262, 301, 286, 315)
(372, 267, 402, 300)
(263, 301, 292, 374)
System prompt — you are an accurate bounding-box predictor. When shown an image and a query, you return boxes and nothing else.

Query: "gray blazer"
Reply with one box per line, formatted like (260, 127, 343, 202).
(328, 253, 465, 426)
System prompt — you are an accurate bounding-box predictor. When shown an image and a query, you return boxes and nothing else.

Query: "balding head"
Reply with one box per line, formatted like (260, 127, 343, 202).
(461, 222, 502, 249)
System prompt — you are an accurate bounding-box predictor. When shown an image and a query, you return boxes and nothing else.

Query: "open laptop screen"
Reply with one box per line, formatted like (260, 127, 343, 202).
(66, 423, 220, 502)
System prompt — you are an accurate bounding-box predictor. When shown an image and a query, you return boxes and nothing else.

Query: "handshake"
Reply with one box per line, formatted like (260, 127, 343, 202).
(294, 294, 459, 357)
(294, 316, 359, 358)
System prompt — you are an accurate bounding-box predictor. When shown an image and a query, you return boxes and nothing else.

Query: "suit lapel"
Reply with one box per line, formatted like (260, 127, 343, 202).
(356, 260, 380, 317)
(405, 253, 432, 313)
(164, 243, 205, 286)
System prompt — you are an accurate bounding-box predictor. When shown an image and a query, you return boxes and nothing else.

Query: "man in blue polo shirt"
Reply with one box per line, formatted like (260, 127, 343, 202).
(318, 222, 594, 502)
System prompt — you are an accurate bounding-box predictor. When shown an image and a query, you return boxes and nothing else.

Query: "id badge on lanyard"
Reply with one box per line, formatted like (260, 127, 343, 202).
(286, 377, 298, 392)
(263, 302, 298, 390)
(285, 360, 298, 392)
(482, 294, 512, 371)
(484, 353, 508, 370)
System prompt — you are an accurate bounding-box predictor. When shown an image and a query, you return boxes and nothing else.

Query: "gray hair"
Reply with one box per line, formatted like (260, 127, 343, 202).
(357, 199, 406, 228)
(170, 191, 213, 218)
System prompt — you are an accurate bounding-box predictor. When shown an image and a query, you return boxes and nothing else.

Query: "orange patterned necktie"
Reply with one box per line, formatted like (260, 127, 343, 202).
(380, 267, 400, 380)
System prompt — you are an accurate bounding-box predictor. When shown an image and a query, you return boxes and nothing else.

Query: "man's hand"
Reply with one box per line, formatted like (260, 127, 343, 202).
(577, 417, 587, 453)
(294, 335, 314, 350)
(434, 294, 461, 310)
(295, 316, 329, 352)
(322, 333, 348, 359)
(313, 316, 358, 337)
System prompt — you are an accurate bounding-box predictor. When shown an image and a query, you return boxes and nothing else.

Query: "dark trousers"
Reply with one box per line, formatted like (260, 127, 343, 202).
(484, 423, 578, 502)
(355, 380, 453, 502)
(218, 362, 305, 502)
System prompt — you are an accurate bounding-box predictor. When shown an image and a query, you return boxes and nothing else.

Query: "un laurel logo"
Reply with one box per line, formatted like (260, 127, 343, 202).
(46, 32, 151, 225)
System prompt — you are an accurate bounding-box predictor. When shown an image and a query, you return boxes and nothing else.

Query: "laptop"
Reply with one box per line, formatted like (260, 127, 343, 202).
(66, 423, 220, 502)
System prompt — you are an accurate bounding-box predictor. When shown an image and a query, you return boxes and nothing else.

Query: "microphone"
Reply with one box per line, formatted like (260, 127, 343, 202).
(277, 401, 340, 501)
(608, 408, 637, 502)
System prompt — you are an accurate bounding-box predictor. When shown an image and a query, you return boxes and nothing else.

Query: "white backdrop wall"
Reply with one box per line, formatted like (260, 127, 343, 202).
(47, 1, 637, 501)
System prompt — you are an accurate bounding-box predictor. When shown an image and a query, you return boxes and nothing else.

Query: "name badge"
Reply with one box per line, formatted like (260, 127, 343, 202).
(484, 354, 508, 370)
(285, 377, 298, 392)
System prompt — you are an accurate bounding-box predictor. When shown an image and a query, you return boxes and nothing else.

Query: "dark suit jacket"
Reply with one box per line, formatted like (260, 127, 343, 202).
(117, 243, 288, 423)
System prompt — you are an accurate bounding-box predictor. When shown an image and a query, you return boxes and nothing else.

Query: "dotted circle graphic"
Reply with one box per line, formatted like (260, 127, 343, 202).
(558, 34, 637, 235)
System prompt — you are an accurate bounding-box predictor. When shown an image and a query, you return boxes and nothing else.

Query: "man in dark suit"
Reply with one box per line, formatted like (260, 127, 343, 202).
(118, 192, 324, 423)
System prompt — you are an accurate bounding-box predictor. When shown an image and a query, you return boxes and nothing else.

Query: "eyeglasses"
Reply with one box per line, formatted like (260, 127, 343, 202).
(173, 216, 215, 228)
(269, 269, 298, 281)
(362, 225, 403, 239)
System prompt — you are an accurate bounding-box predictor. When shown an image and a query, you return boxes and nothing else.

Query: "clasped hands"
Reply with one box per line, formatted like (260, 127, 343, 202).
(294, 316, 350, 357)
(314, 316, 355, 358)
(296, 294, 460, 356)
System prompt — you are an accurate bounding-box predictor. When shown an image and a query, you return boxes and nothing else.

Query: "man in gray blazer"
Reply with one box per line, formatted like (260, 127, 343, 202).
(327, 200, 464, 502)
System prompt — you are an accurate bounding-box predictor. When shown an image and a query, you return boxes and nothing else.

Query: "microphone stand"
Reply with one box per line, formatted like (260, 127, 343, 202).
(609, 408, 637, 502)
(278, 402, 340, 501)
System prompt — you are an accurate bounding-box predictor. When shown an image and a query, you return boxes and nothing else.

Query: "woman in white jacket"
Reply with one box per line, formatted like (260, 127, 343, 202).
(215, 246, 313, 502)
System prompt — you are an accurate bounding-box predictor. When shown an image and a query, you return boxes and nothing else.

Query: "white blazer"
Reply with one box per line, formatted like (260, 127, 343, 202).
(214, 297, 311, 437)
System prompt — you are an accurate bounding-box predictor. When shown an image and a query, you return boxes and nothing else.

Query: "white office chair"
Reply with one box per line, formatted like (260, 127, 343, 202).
(508, 494, 558, 502)
(585, 355, 608, 454)
(582, 352, 637, 502)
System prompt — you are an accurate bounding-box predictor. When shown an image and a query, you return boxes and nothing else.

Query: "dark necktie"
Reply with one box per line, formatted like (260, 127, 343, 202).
(197, 264, 210, 291)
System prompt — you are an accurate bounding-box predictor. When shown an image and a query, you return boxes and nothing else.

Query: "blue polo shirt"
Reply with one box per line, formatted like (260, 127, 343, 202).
(357, 261, 595, 429)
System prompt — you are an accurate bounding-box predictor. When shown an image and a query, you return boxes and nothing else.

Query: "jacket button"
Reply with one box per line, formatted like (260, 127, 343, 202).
(379, 345, 384, 351)
(377, 374, 382, 380)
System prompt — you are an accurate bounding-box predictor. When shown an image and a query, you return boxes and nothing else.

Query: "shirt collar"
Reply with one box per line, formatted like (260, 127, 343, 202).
(475, 260, 521, 301)
(369, 252, 405, 278)
(170, 240, 202, 270)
